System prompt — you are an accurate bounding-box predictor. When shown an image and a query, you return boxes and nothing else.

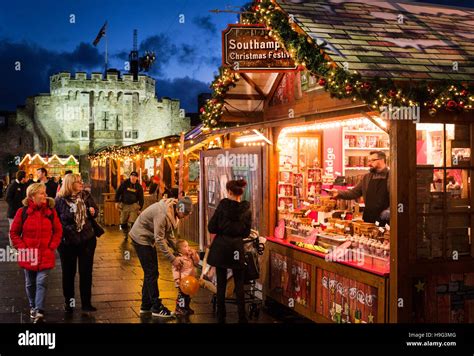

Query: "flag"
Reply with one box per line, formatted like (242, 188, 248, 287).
(93, 21, 107, 46)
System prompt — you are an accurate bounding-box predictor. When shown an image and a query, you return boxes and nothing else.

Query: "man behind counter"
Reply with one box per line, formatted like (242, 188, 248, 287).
(330, 151, 390, 224)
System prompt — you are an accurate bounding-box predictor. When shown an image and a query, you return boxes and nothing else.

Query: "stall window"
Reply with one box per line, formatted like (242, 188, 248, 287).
(71, 131, 79, 138)
(416, 123, 473, 259)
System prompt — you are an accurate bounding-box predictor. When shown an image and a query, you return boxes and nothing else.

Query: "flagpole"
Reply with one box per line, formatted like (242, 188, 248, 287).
(105, 33, 108, 72)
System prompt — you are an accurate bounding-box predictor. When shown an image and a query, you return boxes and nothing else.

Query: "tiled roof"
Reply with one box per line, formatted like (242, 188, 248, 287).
(277, 0, 474, 81)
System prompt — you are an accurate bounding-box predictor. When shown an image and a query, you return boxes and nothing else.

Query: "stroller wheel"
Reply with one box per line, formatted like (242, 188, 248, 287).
(248, 303, 257, 319)
(211, 295, 217, 313)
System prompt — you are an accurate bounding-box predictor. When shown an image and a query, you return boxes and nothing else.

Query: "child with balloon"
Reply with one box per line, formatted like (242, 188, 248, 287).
(172, 239, 200, 316)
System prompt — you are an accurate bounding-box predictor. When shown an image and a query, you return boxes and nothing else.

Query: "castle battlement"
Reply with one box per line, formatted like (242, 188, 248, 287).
(49, 71, 156, 97)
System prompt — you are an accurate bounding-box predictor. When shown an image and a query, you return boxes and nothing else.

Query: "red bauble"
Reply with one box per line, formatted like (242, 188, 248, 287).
(200, 107, 205, 114)
(345, 84, 353, 94)
(460, 89, 468, 97)
(446, 100, 457, 111)
(362, 82, 371, 90)
(388, 89, 397, 97)
(318, 78, 327, 86)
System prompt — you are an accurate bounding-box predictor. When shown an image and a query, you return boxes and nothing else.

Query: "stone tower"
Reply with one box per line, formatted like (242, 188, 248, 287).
(16, 70, 190, 156)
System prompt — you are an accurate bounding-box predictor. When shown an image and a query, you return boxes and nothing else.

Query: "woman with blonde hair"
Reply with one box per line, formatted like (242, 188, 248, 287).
(10, 183, 63, 323)
(55, 174, 100, 313)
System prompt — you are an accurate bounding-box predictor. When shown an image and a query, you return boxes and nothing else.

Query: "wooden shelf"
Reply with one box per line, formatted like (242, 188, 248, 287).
(344, 147, 389, 151)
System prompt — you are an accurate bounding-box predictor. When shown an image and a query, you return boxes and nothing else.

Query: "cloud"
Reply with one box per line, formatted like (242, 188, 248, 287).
(0, 40, 102, 110)
(192, 16, 217, 34)
(156, 76, 210, 113)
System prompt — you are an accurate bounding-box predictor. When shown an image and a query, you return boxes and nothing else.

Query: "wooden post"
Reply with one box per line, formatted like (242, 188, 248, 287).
(178, 132, 185, 198)
(389, 120, 416, 323)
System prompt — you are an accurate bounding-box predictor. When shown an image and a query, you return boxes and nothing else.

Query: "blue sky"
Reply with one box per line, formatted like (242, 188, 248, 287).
(0, 0, 472, 112)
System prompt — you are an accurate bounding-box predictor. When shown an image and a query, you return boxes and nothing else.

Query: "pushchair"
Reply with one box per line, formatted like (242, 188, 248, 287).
(199, 230, 266, 320)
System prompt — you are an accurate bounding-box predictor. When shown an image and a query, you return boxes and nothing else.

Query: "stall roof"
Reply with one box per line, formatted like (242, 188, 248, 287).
(278, 0, 474, 81)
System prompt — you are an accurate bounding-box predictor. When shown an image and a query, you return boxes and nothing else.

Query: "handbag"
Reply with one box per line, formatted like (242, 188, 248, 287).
(90, 217, 105, 238)
(244, 250, 260, 282)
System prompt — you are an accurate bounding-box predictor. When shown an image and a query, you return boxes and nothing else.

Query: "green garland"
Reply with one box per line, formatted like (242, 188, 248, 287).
(201, 0, 474, 128)
(200, 67, 240, 129)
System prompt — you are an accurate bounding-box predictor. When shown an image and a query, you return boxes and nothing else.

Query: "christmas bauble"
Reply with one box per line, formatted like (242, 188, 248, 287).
(446, 100, 457, 111)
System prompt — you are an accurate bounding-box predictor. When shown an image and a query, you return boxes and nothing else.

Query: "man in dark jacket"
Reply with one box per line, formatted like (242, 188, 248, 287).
(36, 167, 58, 198)
(5, 170, 28, 247)
(115, 171, 144, 239)
(331, 150, 390, 224)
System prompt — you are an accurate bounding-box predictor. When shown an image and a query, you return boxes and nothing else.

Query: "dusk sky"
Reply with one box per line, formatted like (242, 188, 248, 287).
(0, 0, 472, 113)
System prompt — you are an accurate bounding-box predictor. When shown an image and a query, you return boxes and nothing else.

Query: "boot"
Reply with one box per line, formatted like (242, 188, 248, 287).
(120, 224, 129, 240)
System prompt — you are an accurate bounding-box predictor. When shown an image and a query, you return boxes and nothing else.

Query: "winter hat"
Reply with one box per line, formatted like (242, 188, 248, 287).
(176, 196, 193, 215)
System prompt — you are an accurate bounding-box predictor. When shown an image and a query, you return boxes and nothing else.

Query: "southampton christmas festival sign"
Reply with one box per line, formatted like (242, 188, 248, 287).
(222, 24, 296, 71)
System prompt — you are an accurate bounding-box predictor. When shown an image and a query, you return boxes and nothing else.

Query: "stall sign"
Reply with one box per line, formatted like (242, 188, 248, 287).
(222, 24, 297, 71)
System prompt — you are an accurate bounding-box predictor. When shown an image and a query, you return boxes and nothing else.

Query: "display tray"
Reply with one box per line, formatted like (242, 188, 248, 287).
(267, 236, 390, 277)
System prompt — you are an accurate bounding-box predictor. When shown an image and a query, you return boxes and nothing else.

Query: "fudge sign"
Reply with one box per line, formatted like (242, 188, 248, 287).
(222, 25, 297, 71)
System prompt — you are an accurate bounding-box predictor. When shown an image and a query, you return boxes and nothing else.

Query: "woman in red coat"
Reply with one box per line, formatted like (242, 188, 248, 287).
(10, 183, 63, 323)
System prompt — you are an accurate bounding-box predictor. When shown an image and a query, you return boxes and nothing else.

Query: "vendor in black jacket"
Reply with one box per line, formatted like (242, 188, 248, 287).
(207, 179, 252, 324)
(6, 170, 28, 247)
(115, 171, 144, 239)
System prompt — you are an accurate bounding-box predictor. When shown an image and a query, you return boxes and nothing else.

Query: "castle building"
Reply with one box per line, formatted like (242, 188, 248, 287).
(15, 70, 190, 156)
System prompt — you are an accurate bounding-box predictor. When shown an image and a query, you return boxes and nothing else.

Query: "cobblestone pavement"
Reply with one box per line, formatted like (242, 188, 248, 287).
(0, 199, 288, 324)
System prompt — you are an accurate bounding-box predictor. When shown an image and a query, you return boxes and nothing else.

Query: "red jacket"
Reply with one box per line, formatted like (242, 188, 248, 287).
(10, 198, 63, 271)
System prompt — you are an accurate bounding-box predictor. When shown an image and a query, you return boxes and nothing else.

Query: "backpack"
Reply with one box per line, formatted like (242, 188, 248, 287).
(21, 206, 54, 228)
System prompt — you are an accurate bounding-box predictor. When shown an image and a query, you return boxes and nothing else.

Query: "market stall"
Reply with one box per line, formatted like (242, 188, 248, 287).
(266, 117, 390, 323)
(198, 0, 474, 323)
(19, 154, 79, 178)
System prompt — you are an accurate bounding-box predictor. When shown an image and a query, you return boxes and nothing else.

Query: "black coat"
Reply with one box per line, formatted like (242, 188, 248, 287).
(55, 191, 99, 246)
(5, 180, 27, 219)
(207, 198, 252, 269)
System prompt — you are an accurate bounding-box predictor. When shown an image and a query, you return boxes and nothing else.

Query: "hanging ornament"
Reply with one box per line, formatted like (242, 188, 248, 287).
(460, 89, 468, 97)
(200, 107, 205, 114)
(345, 84, 353, 94)
(318, 78, 327, 86)
(428, 107, 437, 117)
(446, 100, 457, 111)
(362, 82, 371, 90)
(388, 89, 397, 98)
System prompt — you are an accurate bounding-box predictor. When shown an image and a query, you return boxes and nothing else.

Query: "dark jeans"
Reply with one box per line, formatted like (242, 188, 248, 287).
(133, 242, 162, 311)
(58, 238, 96, 308)
(216, 267, 246, 322)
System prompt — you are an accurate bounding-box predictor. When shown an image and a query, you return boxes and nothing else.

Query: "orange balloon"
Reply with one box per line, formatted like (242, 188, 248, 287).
(179, 276, 200, 296)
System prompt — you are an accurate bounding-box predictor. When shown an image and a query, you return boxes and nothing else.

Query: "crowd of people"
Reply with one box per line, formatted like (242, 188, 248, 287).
(4, 168, 253, 324)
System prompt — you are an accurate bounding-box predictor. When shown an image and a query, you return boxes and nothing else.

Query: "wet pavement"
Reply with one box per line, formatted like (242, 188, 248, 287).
(0, 199, 285, 324)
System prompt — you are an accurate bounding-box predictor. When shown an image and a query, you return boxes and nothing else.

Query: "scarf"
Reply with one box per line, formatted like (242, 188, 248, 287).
(66, 192, 87, 232)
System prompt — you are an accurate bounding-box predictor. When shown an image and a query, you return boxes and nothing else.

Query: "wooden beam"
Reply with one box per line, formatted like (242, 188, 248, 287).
(221, 112, 263, 123)
(266, 73, 285, 105)
(226, 93, 265, 100)
(240, 73, 266, 98)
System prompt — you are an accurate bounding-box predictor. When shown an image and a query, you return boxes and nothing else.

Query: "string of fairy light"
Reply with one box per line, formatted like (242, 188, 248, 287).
(88, 137, 223, 162)
(199, 0, 473, 128)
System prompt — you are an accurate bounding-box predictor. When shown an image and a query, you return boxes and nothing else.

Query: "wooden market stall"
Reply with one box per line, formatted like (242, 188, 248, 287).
(19, 154, 79, 178)
(196, 0, 474, 323)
